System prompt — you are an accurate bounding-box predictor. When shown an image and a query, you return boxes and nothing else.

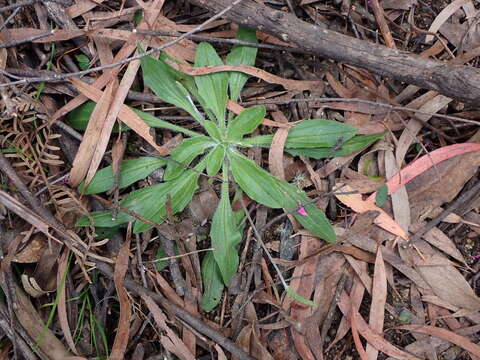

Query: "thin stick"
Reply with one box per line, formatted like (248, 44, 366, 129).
(240, 97, 479, 126)
(0, 0, 244, 87)
(134, 29, 305, 53)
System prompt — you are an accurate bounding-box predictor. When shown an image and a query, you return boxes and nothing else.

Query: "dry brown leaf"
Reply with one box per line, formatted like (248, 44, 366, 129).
(406, 133, 480, 223)
(366, 248, 387, 360)
(327, 269, 366, 351)
(416, 262, 480, 311)
(385, 149, 411, 232)
(13, 234, 46, 263)
(110, 239, 132, 360)
(70, 79, 170, 156)
(57, 249, 79, 355)
(410, 224, 465, 264)
(351, 302, 369, 360)
(142, 295, 195, 360)
(69, 82, 113, 186)
(67, 0, 106, 18)
(12, 283, 73, 359)
(395, 94, 452, 165)
(397, 324, 480, 357)
(170, 61, 324, 91)
(335, 183, 408, 240)
(338, 291, 421, 360)
(425, 0, 470, 42)
(268, 111, 290, 180)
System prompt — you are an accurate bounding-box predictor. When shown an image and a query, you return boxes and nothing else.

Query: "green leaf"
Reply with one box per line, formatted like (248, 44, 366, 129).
(243, 119, 357, 148)
(203, 120, 222, 141)
(78, 157, 166, 195)
(274, 180, 336, 243)
(75, 54, 90, 71)
(211, 167, 242, 285)
(132, 108, 202, 137)
(140, 54, 204, 124)
(194, 42, 228, 124)
(200, 252, 224, 312)
(228, 149, 335, 242)
(375, 184, 388, 207)
(226, 27, 258, 101)
(226, 105, 265, 141)
(76, 169, 201, 233)
(228, 149, 284, 209)
(285, 286, 316, 307)
(205, 145, 225, 176)
(155, 245, 178, 272)
(287, 133, 385, 159)
(164, 136, 214, 181)
(67, 102, 127, 132)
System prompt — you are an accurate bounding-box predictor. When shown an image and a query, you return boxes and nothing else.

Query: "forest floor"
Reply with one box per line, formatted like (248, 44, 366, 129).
(0, 0, 480, 359)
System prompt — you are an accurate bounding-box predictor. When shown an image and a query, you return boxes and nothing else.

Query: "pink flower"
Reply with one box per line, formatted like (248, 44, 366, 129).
(297, 207, 308, 216)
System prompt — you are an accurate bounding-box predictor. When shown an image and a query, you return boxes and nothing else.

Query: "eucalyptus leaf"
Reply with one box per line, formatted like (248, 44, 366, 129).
(140, 54, 204, 124)
(243, 119, 357, 148)
(287, 133, 384, 159)
(78, 157, 166, 195)
(194, 42, 229, 124)
(200, 252, 224, 312)
(164, 136, 214, 181)
(226, 27, 258, 102)
(211, 169, 242, 285)
(66, 101, 202, 137)
(226, 105, 265, 141)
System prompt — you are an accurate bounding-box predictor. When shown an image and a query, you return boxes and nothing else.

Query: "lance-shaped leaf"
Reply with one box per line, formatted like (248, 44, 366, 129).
(78, 157, 166, 195)
(76, 168, 201, 233)
(243, 119, 357, 148)
(228, 149, 335, 242)
(227, 27, 258, 101)
(287, 133, 385, 159)
(275, 180, 336, 243)
(228, 149, 284, 209)
(164, 136, 214, 181)
(205, 145, 225, 177)
(194, 42, 229, 124)
(211, 167, 242, 285)
(226, 105, 265, 141)
(200, 252, 225, 312)
(140, 54, 204, 124)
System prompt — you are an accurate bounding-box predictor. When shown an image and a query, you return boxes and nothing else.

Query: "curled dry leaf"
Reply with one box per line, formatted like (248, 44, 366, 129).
(335, 183, 408, 239)
(397, 325, 480, 358)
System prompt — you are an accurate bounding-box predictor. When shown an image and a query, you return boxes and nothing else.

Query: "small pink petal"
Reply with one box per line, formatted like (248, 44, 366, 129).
(297, 207, 308, 216)
(472, 253, 480, 260)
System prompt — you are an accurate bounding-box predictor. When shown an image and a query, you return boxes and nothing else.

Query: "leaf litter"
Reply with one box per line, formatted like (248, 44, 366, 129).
(0, 0, 480, 359)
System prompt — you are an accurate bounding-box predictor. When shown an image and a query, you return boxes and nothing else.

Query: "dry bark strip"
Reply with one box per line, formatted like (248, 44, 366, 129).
(190, 0, 480, 104)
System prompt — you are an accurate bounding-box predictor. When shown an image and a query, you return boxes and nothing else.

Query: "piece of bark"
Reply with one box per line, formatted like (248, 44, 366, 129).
(190, 0, 480, 103)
